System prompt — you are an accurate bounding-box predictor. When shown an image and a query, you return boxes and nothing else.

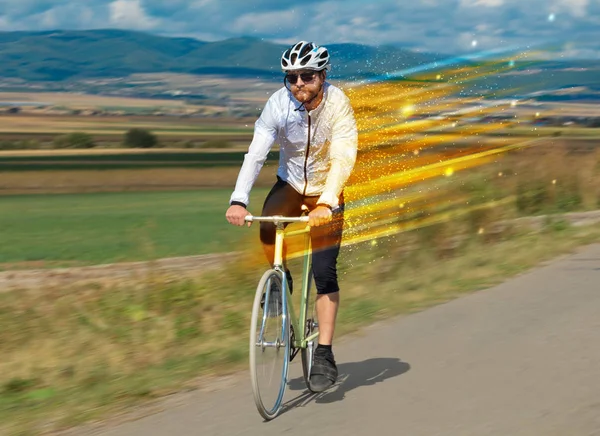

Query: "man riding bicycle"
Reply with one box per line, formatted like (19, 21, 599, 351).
(226, 41, 358, 392)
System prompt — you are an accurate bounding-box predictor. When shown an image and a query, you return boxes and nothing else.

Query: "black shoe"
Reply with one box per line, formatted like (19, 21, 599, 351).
(309, 347, 338, 392)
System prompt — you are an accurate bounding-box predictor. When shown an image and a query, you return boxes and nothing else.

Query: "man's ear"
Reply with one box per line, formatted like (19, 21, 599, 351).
(320, 70, 327, 80)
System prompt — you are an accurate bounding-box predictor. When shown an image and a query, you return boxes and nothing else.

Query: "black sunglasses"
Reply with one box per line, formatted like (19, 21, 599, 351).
(285, 72, 318, 84)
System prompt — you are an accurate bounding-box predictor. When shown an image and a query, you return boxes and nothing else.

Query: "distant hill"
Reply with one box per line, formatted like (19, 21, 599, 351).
(1, 29, 599, 99)
(0, 29, 442, 81)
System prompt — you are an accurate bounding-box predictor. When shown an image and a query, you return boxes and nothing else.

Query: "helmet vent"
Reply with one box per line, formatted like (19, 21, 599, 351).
(299, 43, 314, 58)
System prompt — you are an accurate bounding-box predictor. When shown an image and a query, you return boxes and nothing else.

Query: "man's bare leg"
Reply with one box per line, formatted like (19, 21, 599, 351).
(265, 241, 339, 344)
(262, 243, 275, 266)
(316, 292, 339, 345)
(261, 243, 291, 293)
(262, 242, 288, 269)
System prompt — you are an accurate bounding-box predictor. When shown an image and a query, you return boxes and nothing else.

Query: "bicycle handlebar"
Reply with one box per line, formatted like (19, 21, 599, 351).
(245, 215, 310, 223)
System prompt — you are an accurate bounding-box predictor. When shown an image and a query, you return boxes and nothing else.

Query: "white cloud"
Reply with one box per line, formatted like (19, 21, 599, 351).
(0, 15, 11, 30)
(79, 7, 95, 26)
(39, 9, 57, 28)
(189, 0, 218, 8)
(560, 47, 600, 59)
(460, 0, 505, 7)
(232, 9, 297, 34)
(109, 0, 160, 30)
(21, 4, 110, 31)
(551, 0, 589, 17)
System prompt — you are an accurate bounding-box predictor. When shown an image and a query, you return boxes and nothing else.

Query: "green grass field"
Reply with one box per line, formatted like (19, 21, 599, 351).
(0, 189, 269, 267)
(0, 151, 282, 171)
(0, 114, 254, 137)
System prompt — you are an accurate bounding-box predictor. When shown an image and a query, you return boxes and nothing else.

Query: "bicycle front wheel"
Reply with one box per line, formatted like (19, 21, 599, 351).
(249, 269, 290, 420)
(300, 271, 319, 391)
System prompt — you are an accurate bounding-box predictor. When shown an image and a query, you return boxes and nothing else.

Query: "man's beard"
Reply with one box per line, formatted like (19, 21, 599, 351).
(294, 88, 318, 103)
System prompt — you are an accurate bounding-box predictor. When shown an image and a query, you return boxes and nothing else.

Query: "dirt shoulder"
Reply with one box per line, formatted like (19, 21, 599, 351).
(0, 252, 240, 292)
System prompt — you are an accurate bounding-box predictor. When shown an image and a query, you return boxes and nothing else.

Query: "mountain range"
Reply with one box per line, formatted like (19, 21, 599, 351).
(0, 29, 443, 81)
(0, 29, 599, 99)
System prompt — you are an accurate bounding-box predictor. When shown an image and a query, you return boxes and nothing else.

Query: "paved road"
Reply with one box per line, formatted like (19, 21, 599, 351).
(79, 244, 600, 436)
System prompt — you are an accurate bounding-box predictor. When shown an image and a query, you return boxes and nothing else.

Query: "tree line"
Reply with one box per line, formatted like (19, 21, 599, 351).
(0, 129, 158, 150)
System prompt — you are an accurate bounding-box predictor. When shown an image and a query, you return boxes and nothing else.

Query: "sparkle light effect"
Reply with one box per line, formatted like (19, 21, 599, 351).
(278, 47, 549, 260)
(355, 44, 528, 86)
(337, 49, 543, 248)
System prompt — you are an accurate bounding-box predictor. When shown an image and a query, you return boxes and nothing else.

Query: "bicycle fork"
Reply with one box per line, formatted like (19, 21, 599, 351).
(257, 223, 288, 350)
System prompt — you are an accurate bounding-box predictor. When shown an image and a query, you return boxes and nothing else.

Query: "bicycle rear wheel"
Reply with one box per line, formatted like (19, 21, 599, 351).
(300, 271, 319, 391)
(249, 269, 290, 420)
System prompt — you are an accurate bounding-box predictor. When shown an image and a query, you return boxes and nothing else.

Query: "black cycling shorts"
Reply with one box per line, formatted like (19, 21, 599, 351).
(259, 177, 344, 295)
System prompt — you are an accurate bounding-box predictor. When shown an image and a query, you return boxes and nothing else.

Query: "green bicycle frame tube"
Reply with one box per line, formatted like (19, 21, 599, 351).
(275, 226, 319, 349)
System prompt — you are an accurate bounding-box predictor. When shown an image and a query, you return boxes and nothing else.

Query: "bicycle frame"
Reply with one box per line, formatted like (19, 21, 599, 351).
(246, 215, 319, 349)
(247, 214, 323, 419)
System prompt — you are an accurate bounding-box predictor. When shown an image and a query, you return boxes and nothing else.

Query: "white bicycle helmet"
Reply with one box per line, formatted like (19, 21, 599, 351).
(281, 41, 331, 72)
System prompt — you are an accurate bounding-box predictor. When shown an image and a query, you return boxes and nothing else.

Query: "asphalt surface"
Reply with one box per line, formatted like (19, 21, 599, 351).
(78, 243, 600, 436)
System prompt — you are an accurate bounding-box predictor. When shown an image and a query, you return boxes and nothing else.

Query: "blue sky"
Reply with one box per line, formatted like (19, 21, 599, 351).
(1, 0, 599, 58)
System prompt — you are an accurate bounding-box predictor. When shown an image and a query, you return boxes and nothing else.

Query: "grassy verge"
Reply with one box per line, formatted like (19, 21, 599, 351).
(0, 151, 275, 171)
(2, 218, 600, 435)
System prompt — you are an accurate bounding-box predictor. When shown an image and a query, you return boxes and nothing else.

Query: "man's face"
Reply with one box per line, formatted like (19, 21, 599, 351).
(286, 69, 325, 103)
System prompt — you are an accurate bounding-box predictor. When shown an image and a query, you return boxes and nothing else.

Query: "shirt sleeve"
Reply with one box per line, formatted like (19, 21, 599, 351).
(317, 94, 358, 208)
(229, 96, 279, 207)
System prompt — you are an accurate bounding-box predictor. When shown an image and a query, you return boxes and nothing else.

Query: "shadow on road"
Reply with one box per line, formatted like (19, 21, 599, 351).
(280, 357, 410, 414)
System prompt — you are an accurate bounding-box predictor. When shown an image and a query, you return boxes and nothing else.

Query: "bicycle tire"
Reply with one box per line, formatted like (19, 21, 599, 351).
(300, 271, 319, 391)
(249, 269, 290, 420)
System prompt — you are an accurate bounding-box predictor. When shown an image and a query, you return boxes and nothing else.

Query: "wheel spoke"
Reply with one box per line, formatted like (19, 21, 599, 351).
(301, 273, 319, 391)
(250, 270, 290, 420)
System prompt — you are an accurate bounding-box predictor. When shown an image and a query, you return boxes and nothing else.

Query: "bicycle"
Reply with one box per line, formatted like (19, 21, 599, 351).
(245, 213, 319, 420)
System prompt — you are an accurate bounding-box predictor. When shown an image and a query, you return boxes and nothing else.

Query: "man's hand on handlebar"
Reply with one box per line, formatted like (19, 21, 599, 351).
(308, 205, 332, 227)
(226, 205, 251, 227)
